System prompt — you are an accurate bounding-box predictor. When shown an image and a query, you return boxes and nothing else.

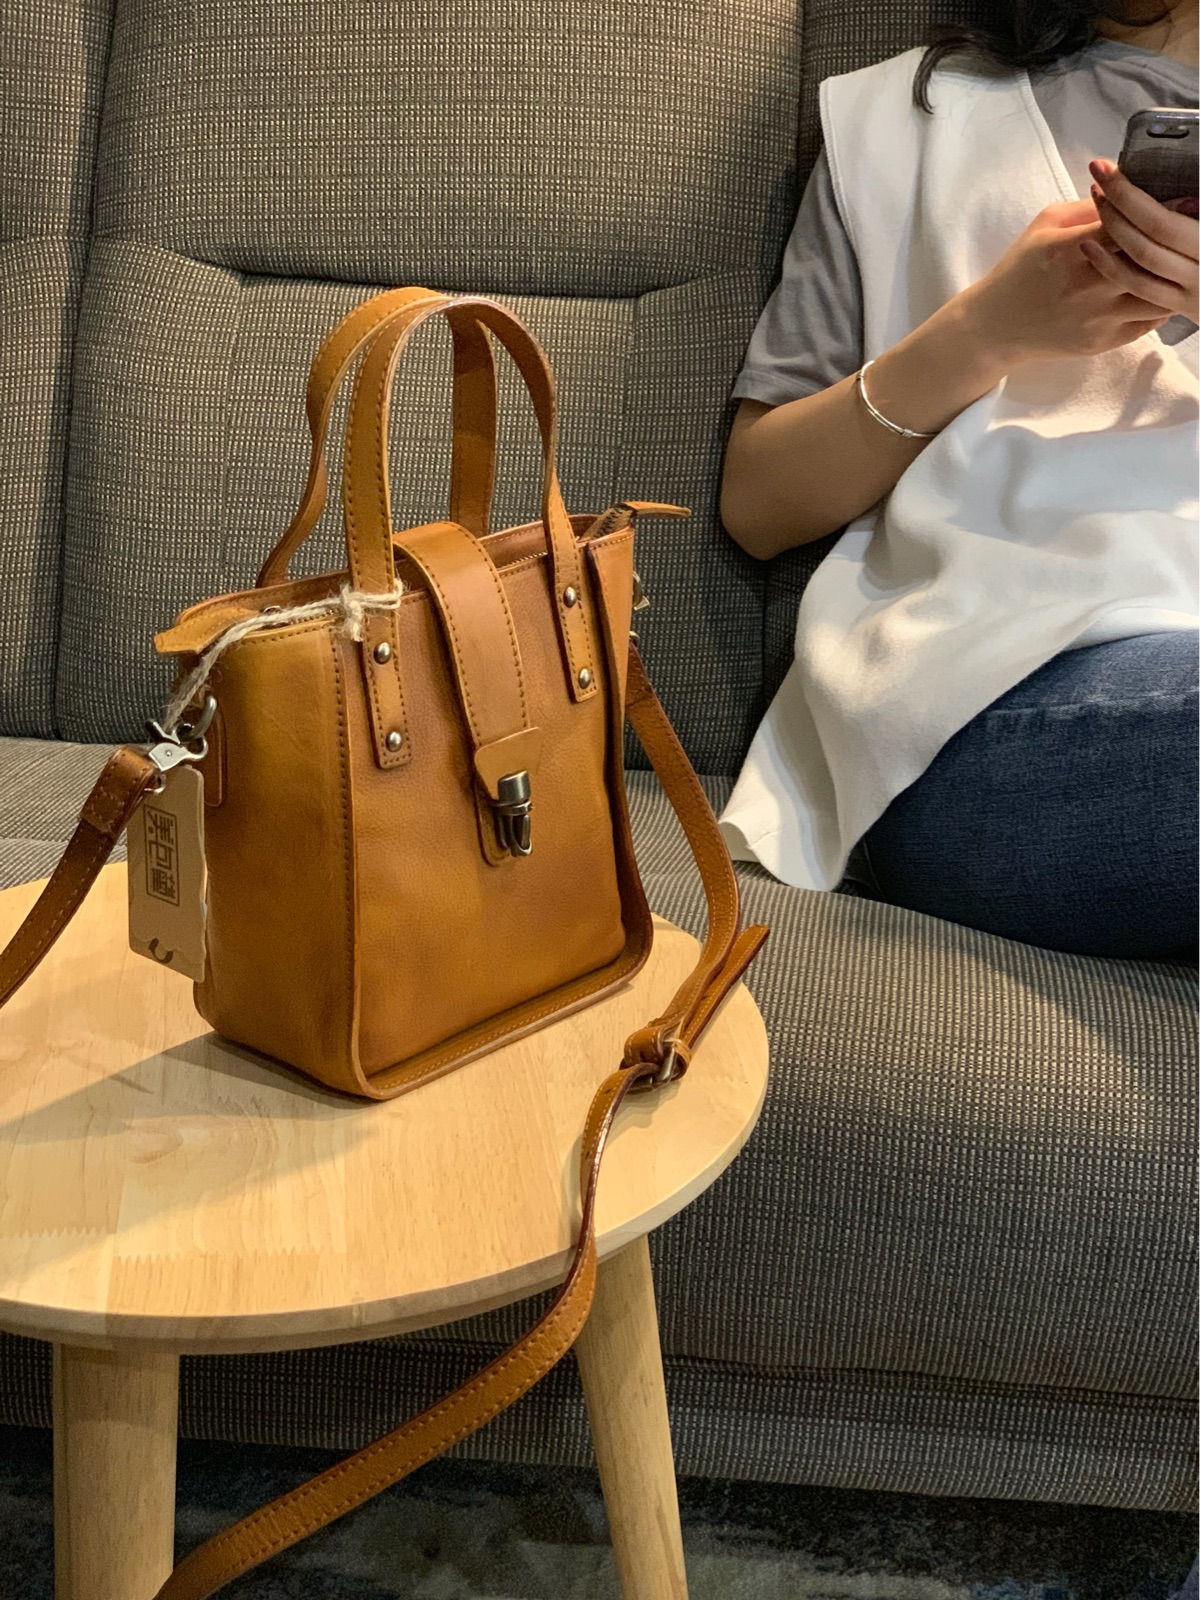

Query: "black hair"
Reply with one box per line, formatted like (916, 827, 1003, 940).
(913, 1, 1173, 110)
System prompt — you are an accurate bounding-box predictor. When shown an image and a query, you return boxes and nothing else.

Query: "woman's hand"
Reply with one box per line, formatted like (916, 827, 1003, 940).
(956, 195, 1174, 365)
(1082, 157, 1199, 321)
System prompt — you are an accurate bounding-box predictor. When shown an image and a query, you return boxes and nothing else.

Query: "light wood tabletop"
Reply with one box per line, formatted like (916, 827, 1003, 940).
(0, 860, 770, 1600)
(0, 862, 768, 1354)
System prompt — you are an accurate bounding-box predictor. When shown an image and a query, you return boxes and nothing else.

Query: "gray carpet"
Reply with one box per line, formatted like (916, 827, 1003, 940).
(0, 1426, 1193, 1598)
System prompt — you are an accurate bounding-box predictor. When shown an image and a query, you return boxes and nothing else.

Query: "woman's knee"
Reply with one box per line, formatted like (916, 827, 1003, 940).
(859, 633, 1199, 957)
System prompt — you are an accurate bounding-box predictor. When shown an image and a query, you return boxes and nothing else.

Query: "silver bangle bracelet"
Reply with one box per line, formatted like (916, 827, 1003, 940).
(856, 358, 938, 439)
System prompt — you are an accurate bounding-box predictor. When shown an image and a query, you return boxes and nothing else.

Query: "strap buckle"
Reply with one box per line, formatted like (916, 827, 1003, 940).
(625, 1041, 685, 1093)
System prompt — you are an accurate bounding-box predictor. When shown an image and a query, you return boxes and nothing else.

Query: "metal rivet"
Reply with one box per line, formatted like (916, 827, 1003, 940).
(577, 668, 592, 690)
(562, 586, 579, 607)
(385, 730, 404, 752)
(373, 641, 392, 664)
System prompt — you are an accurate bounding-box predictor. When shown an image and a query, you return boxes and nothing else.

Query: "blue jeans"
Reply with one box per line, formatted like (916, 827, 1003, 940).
(846, 632, 1199, 960)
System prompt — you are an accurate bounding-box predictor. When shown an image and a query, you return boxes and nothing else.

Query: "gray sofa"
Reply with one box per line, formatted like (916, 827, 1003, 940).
(1, 0, 1195, 1513)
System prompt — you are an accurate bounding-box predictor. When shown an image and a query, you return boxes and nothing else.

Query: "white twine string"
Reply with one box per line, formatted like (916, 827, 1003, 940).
(165, 582, 404, 733)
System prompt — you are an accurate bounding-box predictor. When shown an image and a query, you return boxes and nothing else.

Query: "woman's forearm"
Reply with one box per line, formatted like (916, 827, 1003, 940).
(720, 290, 1011, 560)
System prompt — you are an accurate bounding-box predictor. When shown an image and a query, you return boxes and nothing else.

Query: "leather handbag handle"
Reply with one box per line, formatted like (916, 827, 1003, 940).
(343, 296, 598, 706)
(256, 288, 499, 587)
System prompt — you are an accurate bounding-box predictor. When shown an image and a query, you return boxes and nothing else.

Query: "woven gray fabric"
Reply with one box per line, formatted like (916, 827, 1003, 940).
(0, 736, 121, 886)
(618, 273, 771, 772)
(7, 0, 1195, 1516)
(67, 0, 798, 767)
(0, 0, 111, 246)
(94, 0, 802, 297)
(624, 772, 1198, 1399)
(0, 742, 1193, 1509)
(58, 245, 767, 770)
(0, 242, 85, 737)
(58, 246, 634, 740)
(178, 1344, 1198, 1511)
(0, 736, 115, 839)
(395, 771, 1197, 1403)
(0, 0, 113, 736)
(0, 1329, 1191, 1511)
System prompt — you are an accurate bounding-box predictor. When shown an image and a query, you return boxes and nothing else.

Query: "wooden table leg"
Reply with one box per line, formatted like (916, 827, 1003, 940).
(575, 1234, 688, 1600)
(53, 1344, 179, 1600)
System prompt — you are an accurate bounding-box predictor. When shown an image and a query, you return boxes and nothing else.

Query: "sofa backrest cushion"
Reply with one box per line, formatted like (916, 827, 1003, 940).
(0, 0, 112, 736)
(55, 0, 810, 774)
(10, 0, 998, 767)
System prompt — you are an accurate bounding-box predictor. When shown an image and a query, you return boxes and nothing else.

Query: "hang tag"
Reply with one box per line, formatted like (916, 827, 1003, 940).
(127, 765, 207, 982)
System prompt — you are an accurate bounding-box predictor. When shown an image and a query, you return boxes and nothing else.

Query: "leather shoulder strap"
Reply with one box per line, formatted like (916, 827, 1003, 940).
(0, 747, 159, 1008)
(153, 1057, 654, 1599)
(622, 647, 766, 1080)
(0, 664, 765, 1600)
(147, 658, 765, 1600)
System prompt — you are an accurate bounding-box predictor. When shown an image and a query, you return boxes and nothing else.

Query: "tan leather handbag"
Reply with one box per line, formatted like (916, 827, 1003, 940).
(0, 287, 766, 1598)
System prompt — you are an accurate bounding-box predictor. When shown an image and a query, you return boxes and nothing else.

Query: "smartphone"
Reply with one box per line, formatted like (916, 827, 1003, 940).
(1119, 108, 1199, 214)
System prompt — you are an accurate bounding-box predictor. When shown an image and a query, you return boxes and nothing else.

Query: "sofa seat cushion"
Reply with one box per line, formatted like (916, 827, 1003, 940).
(2, 740, 1195, 1410)
(0, 736, 119, 888)
(622, 770, 1197, 1404)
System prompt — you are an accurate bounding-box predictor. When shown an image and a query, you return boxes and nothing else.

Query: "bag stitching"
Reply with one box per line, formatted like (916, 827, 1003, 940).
(330, 636, 364, 1096)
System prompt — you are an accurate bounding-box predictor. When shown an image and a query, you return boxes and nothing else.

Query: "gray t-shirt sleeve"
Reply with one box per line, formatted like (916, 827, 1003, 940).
(731, 147, 865, 406)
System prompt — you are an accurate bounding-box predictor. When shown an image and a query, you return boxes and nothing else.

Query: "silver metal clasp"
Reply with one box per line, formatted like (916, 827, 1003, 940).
(630, 571, 651, 644)
(145, 692, 217, 789)
(492, 770, 533, 858)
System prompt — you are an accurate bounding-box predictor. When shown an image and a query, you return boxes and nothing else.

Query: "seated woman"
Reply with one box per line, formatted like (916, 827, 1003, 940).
(719, 0, 1198, 961)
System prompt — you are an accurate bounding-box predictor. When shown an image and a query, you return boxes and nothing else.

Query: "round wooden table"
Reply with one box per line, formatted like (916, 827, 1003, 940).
(0, 862, 769, 1600)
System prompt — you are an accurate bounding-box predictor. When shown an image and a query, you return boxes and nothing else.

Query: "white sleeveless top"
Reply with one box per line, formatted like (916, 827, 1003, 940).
(720, 46, 1199, 892)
